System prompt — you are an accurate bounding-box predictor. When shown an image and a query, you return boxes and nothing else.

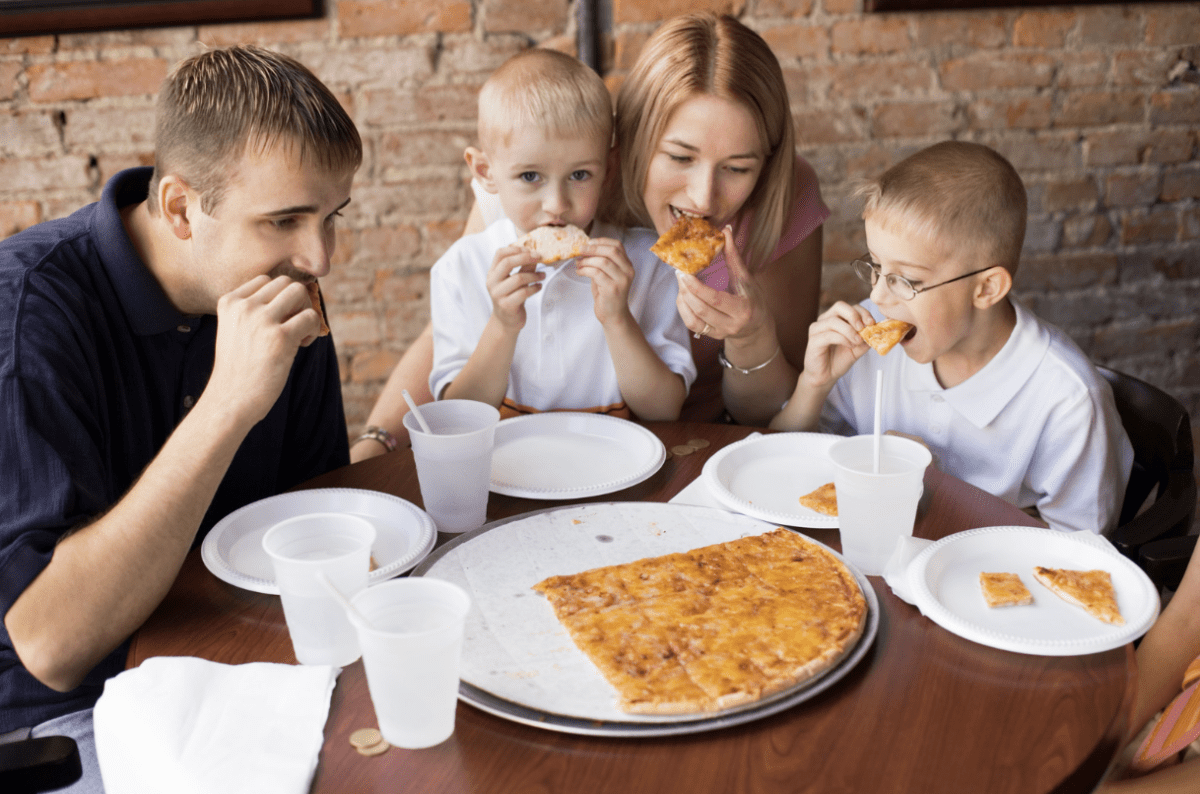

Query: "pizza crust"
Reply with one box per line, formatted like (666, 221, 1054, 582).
(798, 482, 837, 516)
(517, 224, 589, 263)
(859, 319, 913, 355)
(1033, 567, 1124, 625)
(979, 572, 1034, 608)
(305, 282, 330, 337)
(650, 215, 725, 275)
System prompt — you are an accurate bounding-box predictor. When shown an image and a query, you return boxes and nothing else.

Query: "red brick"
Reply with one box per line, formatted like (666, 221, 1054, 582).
(378, 131, 472, 173)
(327, 309, 381, 347)
(0, 155, 93, 192)
(1043, 177, 1098, 212)
(1150, 91, 1200, 126)
(1057, 51, 1109, 89)
(826, 61, 936, 100)
(1078, 6, 1142, 46)
(967, 95, 1053, 130)
(1114, 50, 1178, 87)
(985, 132, 1079, 172)
(830, 18, 909, 56)
(753, 0, 815, 17)
(820, 261, 868, 308)
(0, 110, 61, 157)
(940, 54, 1053, 91)
(1012, 10, 1075, 48)
(1093, 318, 1198, 361)
(485, 0, 568, 33)
(350, 349, 401, 383)
(0, 201, 41, 238)
(1105, 172, 1161, 208)
(1163, 167, 1200, 202)
(761, 23, 829, 60)
(1061, 214, 1112, 248)
(823, 0, 856, 13)
(1120, 208, 1178, 245)
(96, 153, 153, 186)
(539, 35, 577, 56)
(339, 0, 471, 37)
(613, 30, 652, 71)
(424, 218, 467, 260)
(793, 107, 868, 145)
(1057, 91, 1144, 127)
(913, 13, 1007, 49)
(1015, 252, 1118, 291)
(1085, 130, 1194, 167)
(0, 61, 22, 101)
(355, 224, 423, 264)
(603, 74, 625, 98)
(62, 106, 157, 150)
(1182, 208, 1200, 241)
(26, 58, 168, 102)
(871, 101, 961, 139)
(304, 46, 434, 88)
(197, 19, 330, 45)
(373, 269, 430, 303)
(613, 0, 744, 25)
(57, 28, 193, 49)
(439, 36, 530, 76)
(353, 180, 466, 222)
(1145, 6, 1200, 47)
(0, 37, 54, 55)
(329, 227, 355, 267)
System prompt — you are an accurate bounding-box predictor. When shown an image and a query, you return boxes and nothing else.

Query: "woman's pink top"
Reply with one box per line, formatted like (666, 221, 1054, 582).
(681, 155, 829, 422)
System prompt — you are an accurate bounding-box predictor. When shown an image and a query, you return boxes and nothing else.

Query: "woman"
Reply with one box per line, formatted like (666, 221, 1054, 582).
(352, 12, 827, 460)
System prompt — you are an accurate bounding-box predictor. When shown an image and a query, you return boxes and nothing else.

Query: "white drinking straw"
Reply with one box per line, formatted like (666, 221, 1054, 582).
(402, 389, 434, 435)
(316, 571, 374, 630)
(873, 370, 883, 474)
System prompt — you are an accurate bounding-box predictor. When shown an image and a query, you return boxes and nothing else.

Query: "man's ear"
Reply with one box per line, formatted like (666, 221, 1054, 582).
(973, 266, 1013, 309)
(464, 147, 498, 194)
(158, 174, 194, 241)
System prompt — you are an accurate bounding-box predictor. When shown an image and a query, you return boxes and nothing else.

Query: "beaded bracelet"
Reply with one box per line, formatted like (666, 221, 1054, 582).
(717, 345, 781, 375)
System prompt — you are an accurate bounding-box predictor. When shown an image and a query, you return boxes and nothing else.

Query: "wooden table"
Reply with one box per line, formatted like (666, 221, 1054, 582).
(128, 422, 1135, 794)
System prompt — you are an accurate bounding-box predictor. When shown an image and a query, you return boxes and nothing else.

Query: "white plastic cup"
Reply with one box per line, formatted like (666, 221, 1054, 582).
(262, 513, 376, 666)
(828, 435, 932, 576)
(351, 578, 471, 749)
(403, 399, 500, 533)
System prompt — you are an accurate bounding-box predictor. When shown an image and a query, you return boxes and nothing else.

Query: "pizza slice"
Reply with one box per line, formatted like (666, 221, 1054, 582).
(517, 224, 589, 263)
(979, 572, 1034, 608)
(859, 318, 913, 355)
(798, 482, 837, 516)
(650, 215, 725, 275)
(1033, 567, 1124, 625)
(305, 281, 330, 337)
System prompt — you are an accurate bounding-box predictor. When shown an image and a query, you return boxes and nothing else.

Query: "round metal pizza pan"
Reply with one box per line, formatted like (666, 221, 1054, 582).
(413, 502, 880, 738)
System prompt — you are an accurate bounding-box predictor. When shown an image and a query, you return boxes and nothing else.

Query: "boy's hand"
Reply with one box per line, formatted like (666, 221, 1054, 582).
(575, 238, 634, 326)
(486, 244, 544, 330)
(800, 301, 875, 389)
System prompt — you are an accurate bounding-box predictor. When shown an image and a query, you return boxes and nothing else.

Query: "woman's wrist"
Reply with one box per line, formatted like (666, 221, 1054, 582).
(722, 321, 779, 370)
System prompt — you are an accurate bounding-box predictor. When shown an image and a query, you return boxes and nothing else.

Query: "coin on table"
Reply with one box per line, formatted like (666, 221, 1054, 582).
(670, 445, 694, 456)
(349, 728, 383, 750)
(687, 439, 710, 450)
(356, 739, 391, 757)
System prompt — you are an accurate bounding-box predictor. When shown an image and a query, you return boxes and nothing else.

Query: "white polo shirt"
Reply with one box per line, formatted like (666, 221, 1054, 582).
(430, 219, 696, 414)
(822, 297, 1133, 534)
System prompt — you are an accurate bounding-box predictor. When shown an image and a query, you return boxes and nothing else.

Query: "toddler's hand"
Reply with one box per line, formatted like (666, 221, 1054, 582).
(486, 245, 543, 330)
(800, 302, 875, 389)
(575, 238, 634, 326)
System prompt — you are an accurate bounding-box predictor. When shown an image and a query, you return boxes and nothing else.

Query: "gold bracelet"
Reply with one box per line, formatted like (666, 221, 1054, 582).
(717, 345, 781, 375)
(354, 425, 398, 453)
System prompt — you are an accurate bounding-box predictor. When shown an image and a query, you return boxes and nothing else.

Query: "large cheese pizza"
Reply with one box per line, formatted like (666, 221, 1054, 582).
(532, 528, 867, 715)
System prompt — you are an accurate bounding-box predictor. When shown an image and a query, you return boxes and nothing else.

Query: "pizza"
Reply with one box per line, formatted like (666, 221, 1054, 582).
(859, 318, 913, 355)
(532, 528, 867, 715)
(517, 224, 589, 263)
(650, 215, 725, 275)
(979, 572, 1033, 608)
(1033, 567, 1124, 625)
(305, 282, 330, 337)
(798, 482, 837, 516)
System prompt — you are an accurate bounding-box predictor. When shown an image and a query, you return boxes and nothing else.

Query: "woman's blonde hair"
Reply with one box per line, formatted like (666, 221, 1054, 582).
(605, 12, 795, 270)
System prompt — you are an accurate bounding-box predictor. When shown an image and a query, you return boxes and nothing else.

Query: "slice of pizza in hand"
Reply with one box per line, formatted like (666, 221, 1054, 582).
(305, 282, 330, 337)
(650, 215, 725, 275)
(517, 224, 590, 263)
(1033, 567, 1124, 625)
(859, 319, 913, 355)
(979, 572, 1033, 608)
(798, 482, 837, 516)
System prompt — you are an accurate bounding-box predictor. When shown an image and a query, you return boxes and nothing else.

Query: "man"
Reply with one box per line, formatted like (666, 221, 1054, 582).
(0, 45, 361, 787)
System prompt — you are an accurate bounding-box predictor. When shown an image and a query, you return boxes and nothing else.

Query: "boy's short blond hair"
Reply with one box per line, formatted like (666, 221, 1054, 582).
(477, 48, 612, 151)
(858, 141, 1027, 274)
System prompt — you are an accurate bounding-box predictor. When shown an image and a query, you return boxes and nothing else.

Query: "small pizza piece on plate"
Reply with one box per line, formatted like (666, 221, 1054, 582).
(1033, 567, 1124, 625)
(798, 482, 837, 516)
(859, 319, 913, 355)
(650, 215, 725, 275)
(979, 572, 1033, 608)
(517, 224, 589, 263)
(305, 282, 330, 337)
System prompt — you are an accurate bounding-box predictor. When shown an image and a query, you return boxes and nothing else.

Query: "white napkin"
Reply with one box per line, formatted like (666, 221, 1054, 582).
(883, 529, 1121, 608)
(667, 432, 762, 510)
(94, 656, 339, 794)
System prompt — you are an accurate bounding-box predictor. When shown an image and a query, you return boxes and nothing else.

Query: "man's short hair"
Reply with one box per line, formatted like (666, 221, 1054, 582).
(149, 45, 362, 214)
(858, 141, 1027, 274)
(476, 48, 612, 151)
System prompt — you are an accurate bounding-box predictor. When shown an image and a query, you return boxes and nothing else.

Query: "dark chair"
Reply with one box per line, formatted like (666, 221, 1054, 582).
(0, 735, 81, 794)
(1099, 366, 1197, 591)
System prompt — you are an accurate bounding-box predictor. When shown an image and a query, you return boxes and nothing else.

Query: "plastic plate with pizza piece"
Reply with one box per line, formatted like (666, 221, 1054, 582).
(908, 525, 1159, 656)
(413, 502, 878, 737)
(201, 488, 437, 595)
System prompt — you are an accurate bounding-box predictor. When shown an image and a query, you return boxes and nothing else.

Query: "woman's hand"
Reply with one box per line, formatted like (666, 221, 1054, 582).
(674, 226, 772, 345)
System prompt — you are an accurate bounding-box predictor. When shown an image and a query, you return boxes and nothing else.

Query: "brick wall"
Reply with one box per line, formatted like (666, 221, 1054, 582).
(2, 1, 1198, 462)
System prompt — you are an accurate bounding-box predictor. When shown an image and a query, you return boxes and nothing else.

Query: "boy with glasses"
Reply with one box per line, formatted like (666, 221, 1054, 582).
(771, 141, 1131, 534)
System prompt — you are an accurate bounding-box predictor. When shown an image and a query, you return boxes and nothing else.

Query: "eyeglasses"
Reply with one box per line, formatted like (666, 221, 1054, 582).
(850, 255, 994, 301)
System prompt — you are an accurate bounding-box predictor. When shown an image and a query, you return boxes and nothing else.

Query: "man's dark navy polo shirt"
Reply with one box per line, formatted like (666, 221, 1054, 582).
(0, 168, 350, 732)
